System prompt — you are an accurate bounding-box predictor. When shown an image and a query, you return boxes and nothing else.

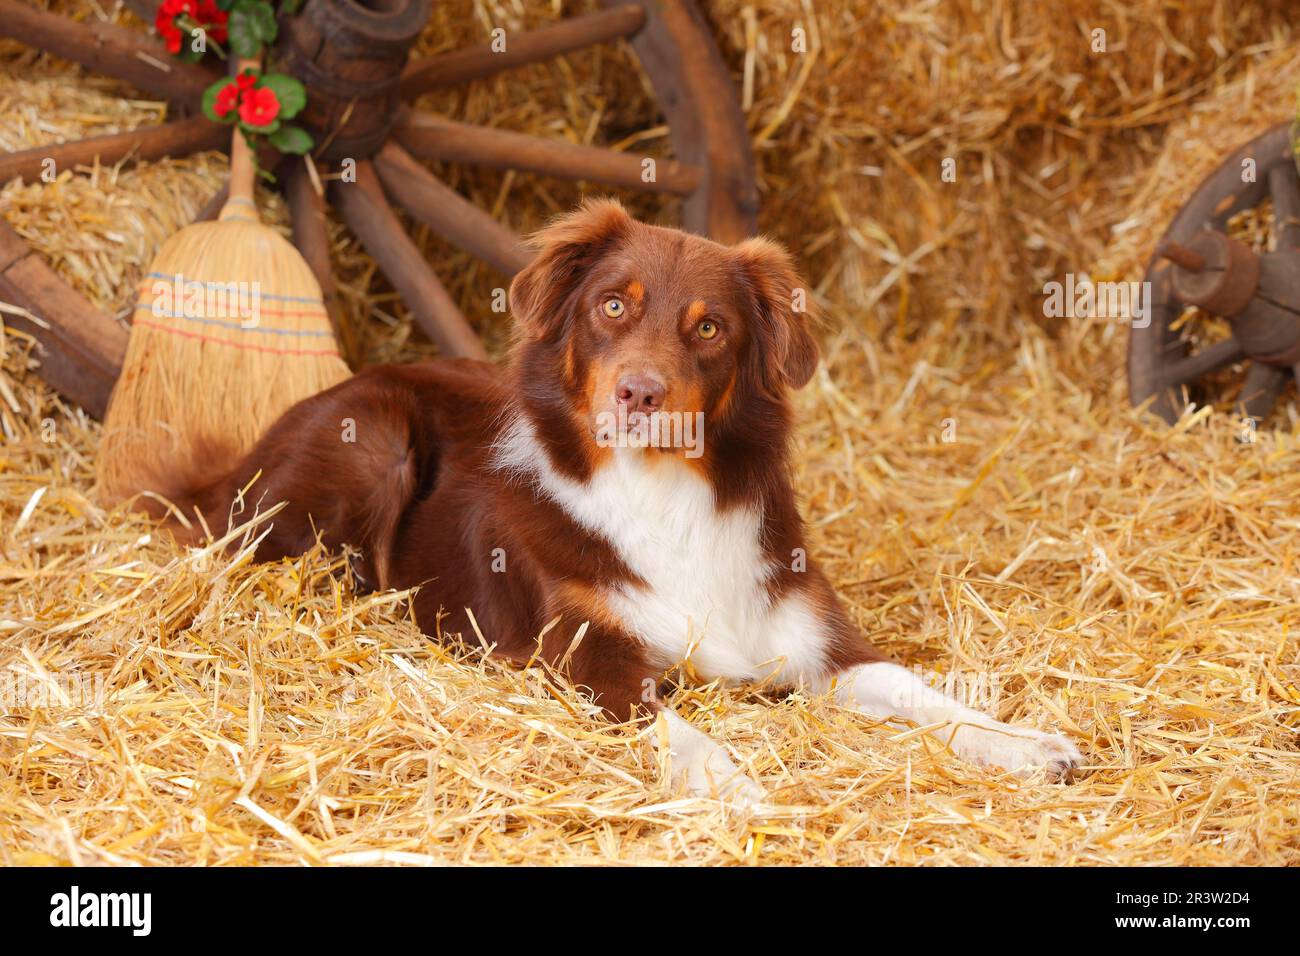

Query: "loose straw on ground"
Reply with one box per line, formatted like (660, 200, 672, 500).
(0, 0, 1297, 866)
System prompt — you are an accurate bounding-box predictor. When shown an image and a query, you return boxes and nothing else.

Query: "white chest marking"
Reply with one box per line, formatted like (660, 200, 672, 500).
(493, 418, 829, 685)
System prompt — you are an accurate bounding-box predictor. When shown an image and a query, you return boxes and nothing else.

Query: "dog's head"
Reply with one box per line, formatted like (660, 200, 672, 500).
(508, 199, 818, 473)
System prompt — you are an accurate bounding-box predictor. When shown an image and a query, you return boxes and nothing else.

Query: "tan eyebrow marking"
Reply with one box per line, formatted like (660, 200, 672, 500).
(626, 280, 645, 303)
(687, 300, 708, 321)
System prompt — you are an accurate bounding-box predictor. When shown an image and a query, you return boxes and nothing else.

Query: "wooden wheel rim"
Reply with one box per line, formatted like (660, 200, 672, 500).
(1129, 123, 1295, 424)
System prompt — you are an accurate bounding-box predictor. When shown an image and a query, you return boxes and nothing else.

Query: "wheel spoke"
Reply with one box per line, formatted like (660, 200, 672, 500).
(373, 141, 531, 277)
(331, 160, 488, 361)
(1161, 336, 1245, 387)
(0, 219, 126, 418)
(1237, 362, 1288, 421)
(0, 118, 227, 187)
(400, 5, 646, 99)
(286, 158, 354, 365)
(616, 0, 757, 240)
(0, 0, 219, 107)
(1267, 163, 1300, 251)
(392, 110, 701, 197)
(192, 185, 229, 224)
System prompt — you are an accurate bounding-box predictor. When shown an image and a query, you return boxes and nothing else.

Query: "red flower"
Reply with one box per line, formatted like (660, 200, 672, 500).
(212, 80, 241, 119)
(236, 70, 258, 92)
(155, 0, 196, 29)
(160, 24, 183, 54)
(238, 86, 281, 128)
(156, 0, 227, 54)
(196, 0, 229, 43)
(155, 0, 184, 53)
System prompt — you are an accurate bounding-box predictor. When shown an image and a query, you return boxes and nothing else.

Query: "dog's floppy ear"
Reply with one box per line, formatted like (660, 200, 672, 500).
(733, 236, 820, 392)
(509, 198, 633, 340)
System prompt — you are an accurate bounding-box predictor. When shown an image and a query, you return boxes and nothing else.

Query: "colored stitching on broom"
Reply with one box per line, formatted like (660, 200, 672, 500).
(143, 274, 326, 305)
(132, 304, 332, 330)
(132, 318, 342, 357)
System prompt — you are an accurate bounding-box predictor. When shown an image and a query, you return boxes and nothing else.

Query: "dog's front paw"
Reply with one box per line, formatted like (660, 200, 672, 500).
(673, 739, 766, 808)
(947, 721, 1082, 781)
(659, 710, 766, 809)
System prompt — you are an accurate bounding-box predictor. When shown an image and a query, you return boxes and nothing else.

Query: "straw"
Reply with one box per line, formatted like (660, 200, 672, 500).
(1, 0, 1297, 866)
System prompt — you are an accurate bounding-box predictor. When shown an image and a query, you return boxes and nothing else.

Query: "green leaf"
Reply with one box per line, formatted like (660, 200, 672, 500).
(257, 73, 307, 121)
(228, 1, 276, 58)
(201, 78, 237, 123)
(279, 0, 302, 14)
(227, 12, 262, 58)
(268, 125, 314, 155)
(236, 0, 278, 43)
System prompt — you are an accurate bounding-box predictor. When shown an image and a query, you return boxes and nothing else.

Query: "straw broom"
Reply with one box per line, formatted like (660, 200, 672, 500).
(97, 67, 350, 503)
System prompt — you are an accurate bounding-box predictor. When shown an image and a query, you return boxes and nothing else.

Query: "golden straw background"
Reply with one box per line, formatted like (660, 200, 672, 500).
(1, 0, 1298, 864)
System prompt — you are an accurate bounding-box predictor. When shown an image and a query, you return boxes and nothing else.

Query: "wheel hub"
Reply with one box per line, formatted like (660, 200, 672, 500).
(278, 0, 433, 164)
(1129, 123, 1300, 423)
(1161, 230, 1300, 367)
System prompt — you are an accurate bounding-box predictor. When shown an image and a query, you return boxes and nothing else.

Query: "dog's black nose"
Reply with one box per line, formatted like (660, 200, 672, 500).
(616, 374, 666, 414)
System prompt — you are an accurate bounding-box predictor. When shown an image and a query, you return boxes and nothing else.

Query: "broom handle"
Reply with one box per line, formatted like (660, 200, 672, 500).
(219, 58, 260, 223)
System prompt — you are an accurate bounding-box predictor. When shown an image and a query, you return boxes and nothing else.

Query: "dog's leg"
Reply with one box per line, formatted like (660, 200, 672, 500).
(538, 596, 764, 807)
(821, 662, 1081, 779)
(654, 709, 765, 808)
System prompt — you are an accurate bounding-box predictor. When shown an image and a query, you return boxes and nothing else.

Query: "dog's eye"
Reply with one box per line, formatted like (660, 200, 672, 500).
(602, 298, 625, 319)
(696, 319, 720, 340)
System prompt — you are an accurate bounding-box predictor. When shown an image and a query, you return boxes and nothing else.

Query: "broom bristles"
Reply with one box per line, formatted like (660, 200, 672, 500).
(97, 214, 350, 503)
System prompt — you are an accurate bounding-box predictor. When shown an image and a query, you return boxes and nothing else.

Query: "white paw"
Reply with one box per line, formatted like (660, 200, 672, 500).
(946, 720, 1082, 781)
(658, 710, 766, 809)
(674, 751, 766, 808)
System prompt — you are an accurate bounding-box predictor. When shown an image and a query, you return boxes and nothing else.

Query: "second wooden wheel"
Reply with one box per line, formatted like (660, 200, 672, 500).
(1130, 123, 1300, 426)
(0, 0, 759, 417)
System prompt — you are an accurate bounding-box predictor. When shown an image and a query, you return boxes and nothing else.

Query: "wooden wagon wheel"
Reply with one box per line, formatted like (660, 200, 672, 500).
(1129, 122, 1300, 425)
(0, 0, 758, 418)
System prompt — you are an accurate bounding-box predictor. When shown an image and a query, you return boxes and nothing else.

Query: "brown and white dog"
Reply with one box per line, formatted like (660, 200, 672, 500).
(178, 199, 1081, 806)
